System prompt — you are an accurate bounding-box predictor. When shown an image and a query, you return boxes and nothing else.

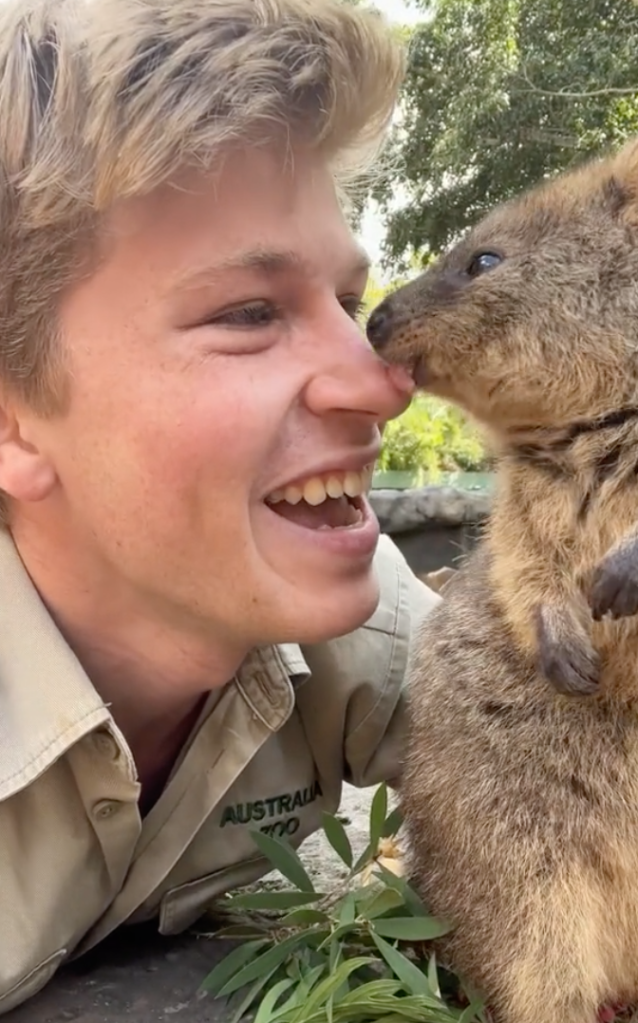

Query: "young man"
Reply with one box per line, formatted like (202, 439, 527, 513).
(0, 0, 439, 1012)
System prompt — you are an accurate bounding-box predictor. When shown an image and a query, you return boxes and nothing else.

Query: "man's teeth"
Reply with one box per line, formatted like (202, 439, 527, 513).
(267, 466, 373, 508)
(317, 502, 363, 530)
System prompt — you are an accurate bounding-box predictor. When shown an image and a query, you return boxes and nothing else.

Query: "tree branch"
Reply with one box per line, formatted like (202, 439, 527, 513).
(515, 68, 638, 100)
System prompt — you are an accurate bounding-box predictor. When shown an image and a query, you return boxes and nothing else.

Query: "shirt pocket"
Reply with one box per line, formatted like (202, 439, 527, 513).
(0, 948, 67, 1016)
(158, 854, 271, 935)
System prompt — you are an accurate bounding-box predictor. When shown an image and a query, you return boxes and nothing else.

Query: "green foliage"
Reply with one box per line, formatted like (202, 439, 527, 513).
(361, 273, 414, 319)
(375, 0, 638, 268)
(377, 396, 487, 476)
(201, 784, 486, 1023)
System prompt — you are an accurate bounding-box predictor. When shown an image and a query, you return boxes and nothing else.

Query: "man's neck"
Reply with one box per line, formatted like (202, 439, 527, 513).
(9, 520, 249, 742)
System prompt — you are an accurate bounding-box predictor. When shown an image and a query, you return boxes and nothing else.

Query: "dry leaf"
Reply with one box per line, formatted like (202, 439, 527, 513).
(360, 835, 405, 886)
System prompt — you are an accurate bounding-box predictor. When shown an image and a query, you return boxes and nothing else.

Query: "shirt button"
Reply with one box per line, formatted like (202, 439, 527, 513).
(93, 729, 120, 761)
(93, 800, 122, 820)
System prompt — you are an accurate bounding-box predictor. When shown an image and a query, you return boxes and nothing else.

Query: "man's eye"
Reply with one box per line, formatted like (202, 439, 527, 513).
(196, 296, 365, 330)
(211, 302, 278, 327)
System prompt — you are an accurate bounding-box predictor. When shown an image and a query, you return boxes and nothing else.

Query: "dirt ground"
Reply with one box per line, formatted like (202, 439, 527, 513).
(7, 785, 376, 1023)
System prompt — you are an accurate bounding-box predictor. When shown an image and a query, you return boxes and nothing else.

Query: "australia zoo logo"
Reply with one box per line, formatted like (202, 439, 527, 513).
(219, 780, 323, 838)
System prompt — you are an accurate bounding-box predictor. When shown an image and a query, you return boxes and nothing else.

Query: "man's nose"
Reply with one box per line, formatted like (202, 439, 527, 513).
(303, 320, 413, 422)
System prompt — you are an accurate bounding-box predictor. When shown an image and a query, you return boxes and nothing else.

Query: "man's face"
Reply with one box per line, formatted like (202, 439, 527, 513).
(20, 147, 410, 651)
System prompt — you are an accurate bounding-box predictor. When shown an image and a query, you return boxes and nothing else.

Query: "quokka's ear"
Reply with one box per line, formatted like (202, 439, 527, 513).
(600, 138, 638, 221)
(600, 174, 633, 217)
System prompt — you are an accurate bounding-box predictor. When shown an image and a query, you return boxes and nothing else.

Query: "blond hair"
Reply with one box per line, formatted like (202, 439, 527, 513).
(0, 0, 404, 410)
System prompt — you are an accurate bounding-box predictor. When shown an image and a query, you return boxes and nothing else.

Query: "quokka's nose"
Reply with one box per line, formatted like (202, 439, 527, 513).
(366, 300, 394, 350)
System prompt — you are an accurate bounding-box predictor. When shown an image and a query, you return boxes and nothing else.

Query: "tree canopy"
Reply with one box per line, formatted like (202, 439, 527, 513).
(374, 0, 638, 270)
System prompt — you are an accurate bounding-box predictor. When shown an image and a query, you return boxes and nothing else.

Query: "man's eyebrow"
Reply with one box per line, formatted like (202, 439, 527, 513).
(169, 246, 371, 292)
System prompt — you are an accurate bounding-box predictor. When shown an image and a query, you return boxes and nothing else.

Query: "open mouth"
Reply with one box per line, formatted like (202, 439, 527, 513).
(264, 466, 373, 531)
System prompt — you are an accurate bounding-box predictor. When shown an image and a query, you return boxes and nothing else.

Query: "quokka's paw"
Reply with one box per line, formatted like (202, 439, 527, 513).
(534, 603, 600, 696)
(583, 542, 638, 622)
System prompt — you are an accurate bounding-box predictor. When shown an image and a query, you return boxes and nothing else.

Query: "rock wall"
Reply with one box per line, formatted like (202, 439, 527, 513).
(370, 484, 491, 534)
(369, 485, 491, 577)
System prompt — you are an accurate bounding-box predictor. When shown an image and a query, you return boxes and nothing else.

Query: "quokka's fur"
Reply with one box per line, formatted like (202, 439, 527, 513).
(419, 565, 459, 595)
(366, 137, 638, 1022)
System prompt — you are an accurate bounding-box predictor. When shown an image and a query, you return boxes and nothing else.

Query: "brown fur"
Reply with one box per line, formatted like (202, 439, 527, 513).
(366, 137, 638, 1021)
(419, 565, 459, 595)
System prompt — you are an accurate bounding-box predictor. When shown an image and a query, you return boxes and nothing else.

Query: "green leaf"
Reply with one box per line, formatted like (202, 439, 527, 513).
(427, 953, 441, 1000)
(370, 932, 433, 997)
(458, 996, 487, 1023)
(200, 938, 268, 994)
(250, 829, 316, 892)
(284, 956, 303, 984)
(381, 806, 404, 838)
(327, 940, 342, 1023)
(335, 979, 457, 1021)
(280, 954, 324, 995)
(457, 980, 487, 1023)
(212, 924, 271, 940)
(358, 886, 406, 921)
(300, 927, 332, 950)
(218, 934, 304, 998)
(316, 922, 360, 952)
(369, 784, 389, 853)
(289, 957, 377, 1023)
(337, 891, 357, 926)
(321, 811, 353, 868)
(372, 863, 430, 917)
(279, 908, 329, 927)
(295, 963, 328, 999)
(352, 840, 374, 875)
(253, 977, 296, 1023)
(228, 966, 283, 1023)
(372, 916, 451, 941)
(226, 891, 323, 911)
(338, 977, 406, 1006)
(328, 938, 341, 973)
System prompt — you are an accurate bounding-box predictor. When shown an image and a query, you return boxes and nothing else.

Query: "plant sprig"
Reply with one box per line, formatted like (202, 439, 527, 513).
(199, 784, 487, 1023)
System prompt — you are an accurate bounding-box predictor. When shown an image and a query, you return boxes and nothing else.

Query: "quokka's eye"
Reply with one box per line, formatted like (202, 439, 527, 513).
(466, 251, 503, 277)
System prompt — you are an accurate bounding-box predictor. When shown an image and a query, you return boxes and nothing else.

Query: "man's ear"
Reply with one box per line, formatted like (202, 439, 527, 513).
(0, 402, 57, 503)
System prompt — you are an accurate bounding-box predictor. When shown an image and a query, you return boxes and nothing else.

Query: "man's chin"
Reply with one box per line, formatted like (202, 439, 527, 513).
(278, 576, 381, 646)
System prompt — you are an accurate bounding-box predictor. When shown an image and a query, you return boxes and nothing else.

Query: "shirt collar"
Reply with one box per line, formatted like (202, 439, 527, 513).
(0, 531, 312, 801)
(275, 643, 311, 684)
(0, 529, 111, 800)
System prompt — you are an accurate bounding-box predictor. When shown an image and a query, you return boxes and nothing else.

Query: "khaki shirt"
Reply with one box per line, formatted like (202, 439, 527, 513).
(0, 529, 438, 1014)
